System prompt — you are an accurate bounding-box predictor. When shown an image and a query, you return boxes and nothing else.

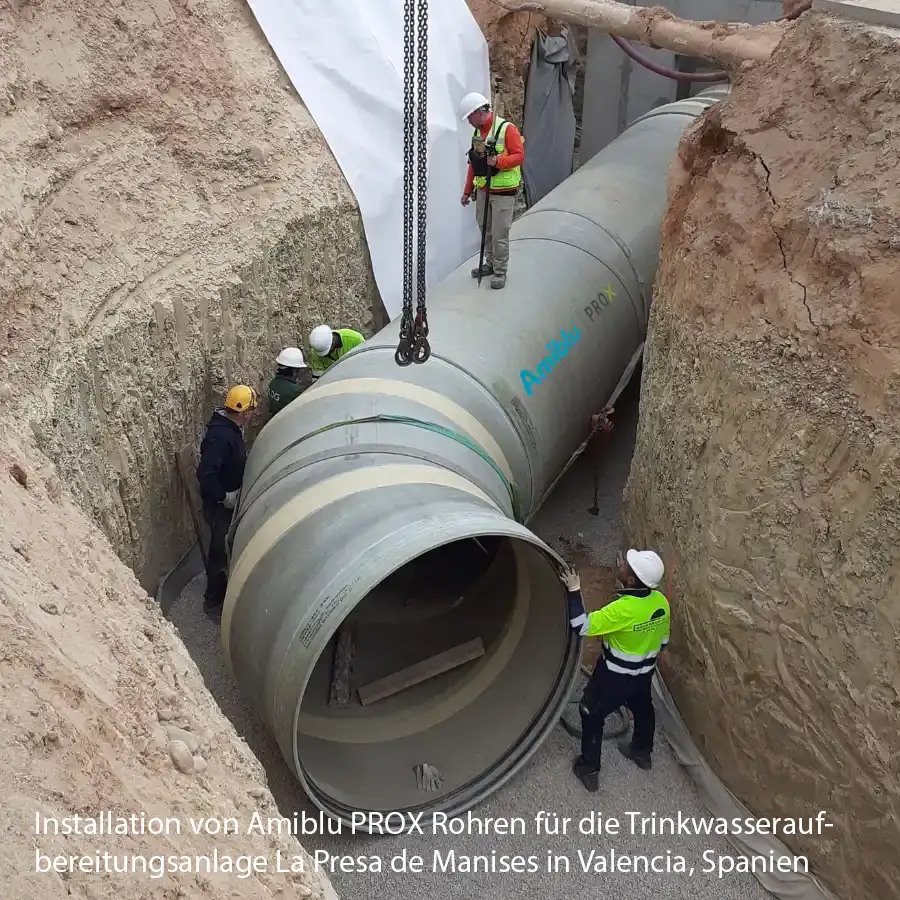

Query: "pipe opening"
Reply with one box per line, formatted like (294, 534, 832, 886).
(294, 535, 574, 817)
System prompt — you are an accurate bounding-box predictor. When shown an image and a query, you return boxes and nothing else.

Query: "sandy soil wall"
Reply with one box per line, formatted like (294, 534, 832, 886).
(466, 0, 541, 120)
(466, 0, 586, 123)
(1, 0, 382, 591)
(0, 429, 339, 900)
(624, 14, 900, 898)
(0, 0, 388, 895)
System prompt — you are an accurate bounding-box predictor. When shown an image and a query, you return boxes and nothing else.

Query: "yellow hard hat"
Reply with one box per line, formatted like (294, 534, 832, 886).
(224, 384, 259, 412)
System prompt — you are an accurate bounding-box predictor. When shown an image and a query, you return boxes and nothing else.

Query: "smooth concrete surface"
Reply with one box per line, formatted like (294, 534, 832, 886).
(167, 376, 770, 900)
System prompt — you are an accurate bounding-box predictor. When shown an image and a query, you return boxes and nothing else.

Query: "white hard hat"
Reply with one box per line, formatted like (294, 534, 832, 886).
(459, 91, 490, 121)
(309, 324, 334, 356)
(626, 549, 665, 589)
(276, 346, 307, 368)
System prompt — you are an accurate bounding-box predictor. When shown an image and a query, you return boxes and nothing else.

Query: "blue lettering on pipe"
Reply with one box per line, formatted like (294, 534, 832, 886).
(520, 324, 581, 397)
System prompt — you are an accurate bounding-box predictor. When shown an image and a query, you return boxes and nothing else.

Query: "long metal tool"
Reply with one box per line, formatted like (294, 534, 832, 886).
(476, 171, 492, 286)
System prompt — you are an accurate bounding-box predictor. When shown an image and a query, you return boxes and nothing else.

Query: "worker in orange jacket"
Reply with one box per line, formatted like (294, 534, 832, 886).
(458, 91, 525, 291)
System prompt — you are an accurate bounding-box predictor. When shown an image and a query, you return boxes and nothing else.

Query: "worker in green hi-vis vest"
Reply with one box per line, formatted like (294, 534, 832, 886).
(458, 91, 525, 291)
(563, 546, 671, 794)
(307, 324, 365, 380)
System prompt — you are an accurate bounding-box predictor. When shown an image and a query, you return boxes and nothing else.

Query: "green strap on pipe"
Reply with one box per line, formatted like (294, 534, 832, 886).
(298, 414, 522, 522)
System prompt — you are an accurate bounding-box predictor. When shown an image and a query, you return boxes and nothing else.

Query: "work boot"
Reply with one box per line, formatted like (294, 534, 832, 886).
(572, 755, 600, 792)
(471, 264, 493, 279)
(490, 273, 506, 290)
(618, 741, 652, 771)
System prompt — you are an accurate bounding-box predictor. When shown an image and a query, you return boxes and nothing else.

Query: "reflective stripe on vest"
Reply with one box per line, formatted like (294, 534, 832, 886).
(602, 589, 670, 676)
(603, 635, 669, 676)
(473, 118, 521, 191)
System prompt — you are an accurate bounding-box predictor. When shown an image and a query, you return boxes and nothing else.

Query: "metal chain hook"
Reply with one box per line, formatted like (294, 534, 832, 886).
(395, 0, 430, 366)
(411, 309, 430, 362)
(412, 0, 431, 363)
(396, 0, 416, 366)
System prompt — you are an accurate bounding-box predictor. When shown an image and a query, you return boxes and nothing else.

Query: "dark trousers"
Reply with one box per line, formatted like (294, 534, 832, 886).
(579, 662, 655, 770)
(202, 502, 233, 606)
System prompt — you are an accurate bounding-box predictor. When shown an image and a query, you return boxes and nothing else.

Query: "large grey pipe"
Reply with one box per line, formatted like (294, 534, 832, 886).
(221, 87, 728, 826)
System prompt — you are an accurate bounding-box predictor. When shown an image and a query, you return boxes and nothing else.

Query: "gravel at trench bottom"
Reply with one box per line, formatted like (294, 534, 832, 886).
(168, 381, 771, 900)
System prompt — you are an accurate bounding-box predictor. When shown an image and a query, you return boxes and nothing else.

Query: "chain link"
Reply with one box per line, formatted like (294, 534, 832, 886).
(395, 0, 431, 366)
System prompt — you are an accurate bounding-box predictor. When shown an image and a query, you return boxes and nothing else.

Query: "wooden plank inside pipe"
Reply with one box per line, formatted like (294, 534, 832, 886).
(328, 624, 356, 707)
(357, 638, 485, 706)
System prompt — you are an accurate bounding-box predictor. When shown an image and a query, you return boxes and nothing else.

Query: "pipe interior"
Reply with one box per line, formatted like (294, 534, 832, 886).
(295, 536, 570, 812)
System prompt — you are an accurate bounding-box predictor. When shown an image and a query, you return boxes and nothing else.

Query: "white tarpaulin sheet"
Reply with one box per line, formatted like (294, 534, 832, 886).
(246, 0, 490, 321)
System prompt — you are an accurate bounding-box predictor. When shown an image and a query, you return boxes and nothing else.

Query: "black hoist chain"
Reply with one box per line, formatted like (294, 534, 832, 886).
(395, 0, 431, 366)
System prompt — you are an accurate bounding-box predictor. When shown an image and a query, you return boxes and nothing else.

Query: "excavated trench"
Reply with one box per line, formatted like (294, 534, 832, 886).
(160, 374, 789, 900)
(189, 87, 731, 826)
(6, 2, 890, 894)
(4, 0, 733, 832)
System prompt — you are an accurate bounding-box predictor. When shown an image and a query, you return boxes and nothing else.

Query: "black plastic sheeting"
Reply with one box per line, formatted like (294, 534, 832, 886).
(522, 27, 578, 207)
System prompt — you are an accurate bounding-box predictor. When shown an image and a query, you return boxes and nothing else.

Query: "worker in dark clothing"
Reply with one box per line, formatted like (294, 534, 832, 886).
(562, 547, 671, 792)
(266, 346, 311, 419)
(196, 384, 258, 613)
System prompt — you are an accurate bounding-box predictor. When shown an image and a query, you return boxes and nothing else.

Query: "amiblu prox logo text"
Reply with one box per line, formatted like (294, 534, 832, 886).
(520, 324, 581, 397)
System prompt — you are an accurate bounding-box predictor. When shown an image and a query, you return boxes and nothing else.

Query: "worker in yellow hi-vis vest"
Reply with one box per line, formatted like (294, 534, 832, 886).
(458, 91, 525, 291)
(561, 548, 671, 793)
(308, 324, 365, 380)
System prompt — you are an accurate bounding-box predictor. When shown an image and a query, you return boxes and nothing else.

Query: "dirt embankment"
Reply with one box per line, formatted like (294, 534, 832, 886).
(1, 0, 381, 592)
(466, 0, 540, 120)
(625, 13, 900, 898)
(466, 0, 586, 128)
(0, 0, 389, 896)
(0, 431, 336, 899)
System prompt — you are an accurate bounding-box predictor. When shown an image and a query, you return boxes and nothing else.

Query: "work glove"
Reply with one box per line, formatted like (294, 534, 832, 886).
(559, 564, 581, 593)
(222, 490, 238, 510)
(560, 564, 587, 633)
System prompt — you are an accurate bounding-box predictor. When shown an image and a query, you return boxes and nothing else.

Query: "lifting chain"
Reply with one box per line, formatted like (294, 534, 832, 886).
(395, 0, 431, 366)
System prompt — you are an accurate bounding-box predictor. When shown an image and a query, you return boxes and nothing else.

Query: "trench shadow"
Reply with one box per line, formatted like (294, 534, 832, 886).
(529, 365, 642, 568)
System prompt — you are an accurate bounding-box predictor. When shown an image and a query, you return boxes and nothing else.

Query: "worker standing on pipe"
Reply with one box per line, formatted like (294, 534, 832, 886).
(308, 324, 365, 380)
(266, 346, 311, 419)
(562, 549, 670, 792)
(458, 91, 524, 291)
(196, 385, 258, 614)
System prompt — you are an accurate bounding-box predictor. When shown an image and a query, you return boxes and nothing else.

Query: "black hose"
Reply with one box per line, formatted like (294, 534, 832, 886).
(558, 663, 630, 741)
(608, 33, 729, 83)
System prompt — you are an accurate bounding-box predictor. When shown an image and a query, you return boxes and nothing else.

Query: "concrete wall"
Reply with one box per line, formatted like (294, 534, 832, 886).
(580, 0, 782, 162)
